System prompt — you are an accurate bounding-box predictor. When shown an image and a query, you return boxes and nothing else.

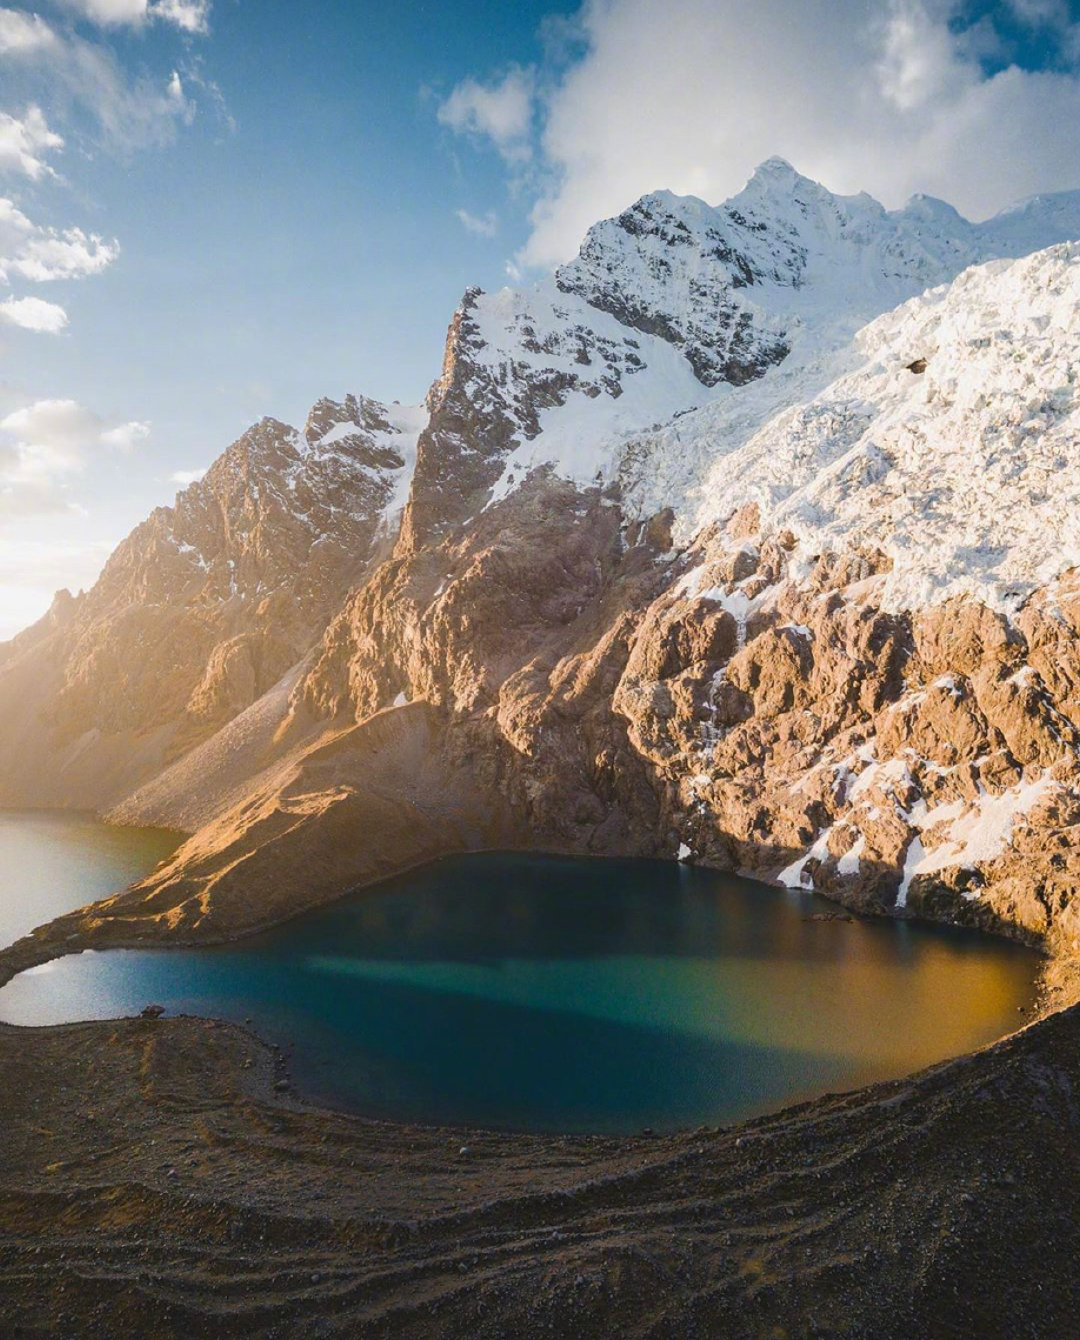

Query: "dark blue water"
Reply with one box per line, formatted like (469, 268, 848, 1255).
(0, 852, 1038, 1133)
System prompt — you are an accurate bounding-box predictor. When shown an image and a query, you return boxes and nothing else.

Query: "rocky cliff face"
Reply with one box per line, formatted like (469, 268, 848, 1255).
(4, 161, 1080, 996)
(0, 396, 424, 806)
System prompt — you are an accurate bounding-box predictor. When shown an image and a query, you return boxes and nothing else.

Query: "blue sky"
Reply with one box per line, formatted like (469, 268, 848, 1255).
(2, 0, 1080, 635)
(0, 1, 573, 531)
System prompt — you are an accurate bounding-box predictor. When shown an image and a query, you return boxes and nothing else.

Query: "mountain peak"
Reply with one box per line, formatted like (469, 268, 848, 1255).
(736, 155, 838, 207)
(901, 192, 965, 224)
(747, 154, 800, 183)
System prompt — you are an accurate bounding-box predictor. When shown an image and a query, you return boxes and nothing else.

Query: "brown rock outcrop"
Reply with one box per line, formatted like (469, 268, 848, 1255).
(0, 400, 414, 809)
(5, 170, 1080, 1008)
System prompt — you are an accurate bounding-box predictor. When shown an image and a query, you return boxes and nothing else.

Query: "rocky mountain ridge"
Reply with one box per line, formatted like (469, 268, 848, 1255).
(0, 395, 423, 805)
(3, 160, 1080, 997)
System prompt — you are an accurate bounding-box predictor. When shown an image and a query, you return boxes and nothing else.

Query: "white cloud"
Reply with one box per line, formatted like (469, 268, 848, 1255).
(437, 65, 535, 164)
(54, 0, 210, 33)
(0, 196, 119, 283)
(0, 8, 57, 54)
(56, 0, 148, 24)
(876, 2, 975, 111)
(2, 398, 107, 459)
(464, 0, 1080, 269)
(150, 0, 209, 34)
(169, 466, 205, 484)
(1, 15, 198, 150)
(1005, 0, 1070, 25)
(455, 208, 499, 237)
(0, 399, 150, 515)
(100, 420, 150, 450)
(0, 294, 68, 332)
(0, 18, 196, 347)
(0, 133, 118, 340)
(0, 106, 63, 178)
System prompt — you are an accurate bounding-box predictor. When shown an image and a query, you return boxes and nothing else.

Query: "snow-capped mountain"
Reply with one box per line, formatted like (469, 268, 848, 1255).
(5, 160, 1080, 991)
(406, 158, 1080, 558)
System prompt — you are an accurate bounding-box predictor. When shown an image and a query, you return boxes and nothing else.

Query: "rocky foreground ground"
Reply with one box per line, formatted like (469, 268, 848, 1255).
(1, 1004, 1078, 1339)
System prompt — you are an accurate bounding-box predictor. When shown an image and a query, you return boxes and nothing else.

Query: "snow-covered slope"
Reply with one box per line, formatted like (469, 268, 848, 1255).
(440, 159, 1080, 544)
(684, 243, 1080, 612)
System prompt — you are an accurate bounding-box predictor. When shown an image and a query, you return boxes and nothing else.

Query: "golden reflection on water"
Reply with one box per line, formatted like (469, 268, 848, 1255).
(0, 810, 182, 949)
(327, 862, 1036, 1092)
(691, 946, 1027, 1070)
(312, 921, 1033, 1084)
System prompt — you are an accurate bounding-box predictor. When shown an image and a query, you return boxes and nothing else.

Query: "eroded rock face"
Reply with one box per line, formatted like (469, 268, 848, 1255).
(10, 475, 1080, 1008)
(0, 400, 421, 807)
(203, 490, 1062, 996)
(89, 479, 1060, 989)
(605, 523, 1080, 978)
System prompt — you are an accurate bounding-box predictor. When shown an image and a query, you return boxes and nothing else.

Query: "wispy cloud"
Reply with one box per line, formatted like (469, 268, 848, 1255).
(100, 420, 150, 450)
(0, 9, 57, 54)
(0, 105, 63, 178)
(0, 196, 119, 283)
(0, 399, 150, 515)
(169, 466, 206, 484)
(0, 6, 212, 345)
(151, 0, 210, 33)
(437, 0, 1080, 271)
(0, 8, 200, 151)
(54, 0, 211, 35)
(0, 135, 118, 338)
(454, 208, 499, 237)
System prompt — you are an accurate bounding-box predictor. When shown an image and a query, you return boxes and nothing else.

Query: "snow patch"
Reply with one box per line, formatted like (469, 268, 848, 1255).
(896, 835, 925, 909)
(777, 825, 834, 889)
(837, 834, 865, 878)
(911, 774, 1056, 879)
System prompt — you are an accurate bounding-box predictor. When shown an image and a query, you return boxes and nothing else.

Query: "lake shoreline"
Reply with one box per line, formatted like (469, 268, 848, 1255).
(0, 834, 1066, 1001)
(2, 825, 1080, 1329)
(1, 849, 1041, 1136)
(0, 834, 1066, 1123)
(0, 829, 1076, 1333)
(1, 999, 1079, 1336)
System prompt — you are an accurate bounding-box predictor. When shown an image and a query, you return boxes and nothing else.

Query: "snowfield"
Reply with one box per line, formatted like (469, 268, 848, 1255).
(454, 160, 1080, 613)
(689, 242, 1080, 612)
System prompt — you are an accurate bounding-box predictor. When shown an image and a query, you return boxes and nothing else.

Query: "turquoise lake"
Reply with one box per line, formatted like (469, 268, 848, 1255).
(0, 840, 1040, 1134)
